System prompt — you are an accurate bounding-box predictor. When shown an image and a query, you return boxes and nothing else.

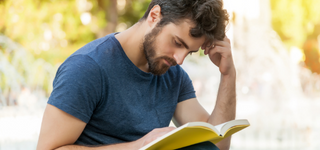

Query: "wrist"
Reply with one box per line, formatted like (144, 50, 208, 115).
(130, 140, 142, 150)
(221, 68, 236, 80)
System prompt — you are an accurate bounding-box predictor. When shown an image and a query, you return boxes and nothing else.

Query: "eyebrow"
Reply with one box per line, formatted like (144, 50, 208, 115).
(175, 35, 198, 52)
(175, 35, 190, 49)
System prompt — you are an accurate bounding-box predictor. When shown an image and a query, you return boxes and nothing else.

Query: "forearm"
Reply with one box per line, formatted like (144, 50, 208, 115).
(54, 142, 138, 150)
(208, 72, 236, 124)
(207, 71, 236, 150)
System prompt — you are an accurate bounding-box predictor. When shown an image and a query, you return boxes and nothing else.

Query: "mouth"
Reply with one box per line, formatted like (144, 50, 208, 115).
(163, 59, 172, 66)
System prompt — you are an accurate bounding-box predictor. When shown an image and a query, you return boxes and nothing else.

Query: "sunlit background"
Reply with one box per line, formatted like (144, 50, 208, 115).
(1, 0, 320, 149)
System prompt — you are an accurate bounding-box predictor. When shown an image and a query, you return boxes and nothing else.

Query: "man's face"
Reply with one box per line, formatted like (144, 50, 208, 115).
(142, 20, 206, 75)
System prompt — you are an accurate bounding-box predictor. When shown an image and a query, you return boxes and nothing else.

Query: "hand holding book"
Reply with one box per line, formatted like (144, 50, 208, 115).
(139, 119, 250, 150)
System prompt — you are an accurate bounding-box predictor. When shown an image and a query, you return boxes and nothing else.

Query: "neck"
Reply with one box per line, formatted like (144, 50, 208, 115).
(115, 22, 149, 72)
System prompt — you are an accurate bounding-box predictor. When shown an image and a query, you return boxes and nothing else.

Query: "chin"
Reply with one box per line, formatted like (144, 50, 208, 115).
(151, 67, 170, 75)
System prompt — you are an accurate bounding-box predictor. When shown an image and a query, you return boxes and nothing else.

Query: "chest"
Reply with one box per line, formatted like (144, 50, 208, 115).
(88, 75, 180, 141)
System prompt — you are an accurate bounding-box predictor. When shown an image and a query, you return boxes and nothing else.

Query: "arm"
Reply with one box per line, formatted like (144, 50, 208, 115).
(37, 104, 175, 150)
(205, 36, 236, 125)
(174, 37, 236, 150)
(37, 104, 135, 150)
(207, 71, 236, 150)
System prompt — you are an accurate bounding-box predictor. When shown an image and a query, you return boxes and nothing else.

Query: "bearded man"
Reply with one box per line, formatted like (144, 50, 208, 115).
(37, 0, 235, 150)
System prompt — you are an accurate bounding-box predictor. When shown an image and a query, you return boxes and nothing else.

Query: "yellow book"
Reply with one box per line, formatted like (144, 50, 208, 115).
(139, 119, 250, 150)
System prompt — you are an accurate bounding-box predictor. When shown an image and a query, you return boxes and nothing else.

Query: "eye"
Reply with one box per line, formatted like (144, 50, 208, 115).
(174, 40, 182, 47)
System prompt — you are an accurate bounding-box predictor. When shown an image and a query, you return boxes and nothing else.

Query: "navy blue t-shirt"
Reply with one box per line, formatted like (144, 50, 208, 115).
(48, 33, 196, 145)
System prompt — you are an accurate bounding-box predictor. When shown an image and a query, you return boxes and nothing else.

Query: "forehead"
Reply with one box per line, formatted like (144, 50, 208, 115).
(160, 20, 206, 49)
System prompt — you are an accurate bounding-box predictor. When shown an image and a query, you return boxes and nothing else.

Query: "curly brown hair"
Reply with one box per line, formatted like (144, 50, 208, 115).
(140, 0, 229, 44)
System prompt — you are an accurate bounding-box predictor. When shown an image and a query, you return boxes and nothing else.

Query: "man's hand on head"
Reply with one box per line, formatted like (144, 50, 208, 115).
(201, 36, 236, 76)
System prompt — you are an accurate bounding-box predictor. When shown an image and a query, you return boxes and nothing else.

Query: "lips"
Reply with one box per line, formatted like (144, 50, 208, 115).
(158, 56, 177, 67)
(163, 59, 172, 66)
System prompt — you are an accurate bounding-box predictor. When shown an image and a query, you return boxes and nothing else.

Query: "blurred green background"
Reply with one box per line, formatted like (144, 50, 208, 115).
(1, 0, 320, 100)
(0, 0, 151, 103)
(1, 0, 151, 64)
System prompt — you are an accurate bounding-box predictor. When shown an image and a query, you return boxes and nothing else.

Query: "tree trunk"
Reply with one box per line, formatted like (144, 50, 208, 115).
(97, 0, 118, 37)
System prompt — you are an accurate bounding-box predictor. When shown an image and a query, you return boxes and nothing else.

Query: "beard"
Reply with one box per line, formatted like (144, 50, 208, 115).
(142, 26, 177, 75)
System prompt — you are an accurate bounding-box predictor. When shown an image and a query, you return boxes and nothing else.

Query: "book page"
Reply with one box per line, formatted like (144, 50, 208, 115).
(219, 119, 250, 136)
(214, 122, 228, 135)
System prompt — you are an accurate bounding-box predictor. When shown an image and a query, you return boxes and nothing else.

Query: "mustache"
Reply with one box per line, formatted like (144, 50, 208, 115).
(158, 56, 177, 66)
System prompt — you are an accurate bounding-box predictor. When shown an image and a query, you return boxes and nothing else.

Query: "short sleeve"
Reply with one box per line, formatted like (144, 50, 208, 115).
(177, 68, 196, 103)
(48, 55, 102, 123)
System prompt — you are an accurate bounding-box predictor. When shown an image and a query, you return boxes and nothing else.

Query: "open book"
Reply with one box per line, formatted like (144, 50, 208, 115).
(139, 119, 250, 150)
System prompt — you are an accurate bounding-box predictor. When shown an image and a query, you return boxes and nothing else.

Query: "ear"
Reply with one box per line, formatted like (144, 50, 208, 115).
(146, 5, 161, 28)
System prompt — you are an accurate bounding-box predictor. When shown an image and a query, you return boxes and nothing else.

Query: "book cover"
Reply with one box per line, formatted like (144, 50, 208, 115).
(139, 119, 250, 150)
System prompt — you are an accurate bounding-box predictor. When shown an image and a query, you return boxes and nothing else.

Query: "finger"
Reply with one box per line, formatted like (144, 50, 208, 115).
(160, 127, 176, 132)
(224, 36, 230, 42)
(201, 40, 212, 49)
(158, 128, 176, 136)
(210, 46, 233, 60)
(148, 131, 171, 143)
(207, 44, 222, 55)
(212, 36, 230, 47)
(221, 36, 230, 43)
(205, 47, 209, 55)
(205, 39, 227, 53)
(203, 36, 229, 48)
(213, 40, 230, 47)
(203, 43, 213, 55)
(208, 46, 222, 56)
(203, 38, 230, 55)
(209, 45, 228, 54)
(149, 127, 176, 141)
(152, 127, 176, 133)
(202, 40, 214, 52)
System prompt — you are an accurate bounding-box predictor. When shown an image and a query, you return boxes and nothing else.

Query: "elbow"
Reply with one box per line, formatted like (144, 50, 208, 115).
(216, 144, 230, 150)
(215, 137, 231, 150)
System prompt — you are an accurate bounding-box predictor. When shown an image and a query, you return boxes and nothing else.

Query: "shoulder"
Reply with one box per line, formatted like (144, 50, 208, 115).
(68, 33, 123, 70)
(58, 54, 100, 74)
(54, 54, 102, 87)
(72, 33, 117, 56)
(57, 33, 121, 74)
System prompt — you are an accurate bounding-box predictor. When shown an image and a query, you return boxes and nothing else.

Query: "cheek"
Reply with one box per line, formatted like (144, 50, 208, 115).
(165, 39, 177, 53)
(163, 44, 174, 54)
(154, 33, 175, 55)
(154, 40, 173, 55)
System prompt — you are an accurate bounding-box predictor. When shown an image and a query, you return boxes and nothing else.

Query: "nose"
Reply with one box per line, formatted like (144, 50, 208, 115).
(173, 51, 186, 65)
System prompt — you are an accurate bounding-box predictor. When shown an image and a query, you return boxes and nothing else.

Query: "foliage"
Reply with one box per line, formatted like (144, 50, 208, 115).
(0, 0, 151, 65)
(0, 35, 56, 106)
(0, 0, 151, 106)
(270, 0, 320, 73)
(270, 0, 320, 47)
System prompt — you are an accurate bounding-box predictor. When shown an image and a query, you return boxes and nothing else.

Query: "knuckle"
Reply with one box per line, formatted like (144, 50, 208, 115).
(226, 51, 232, 57)
(224, 37, 231, 43)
